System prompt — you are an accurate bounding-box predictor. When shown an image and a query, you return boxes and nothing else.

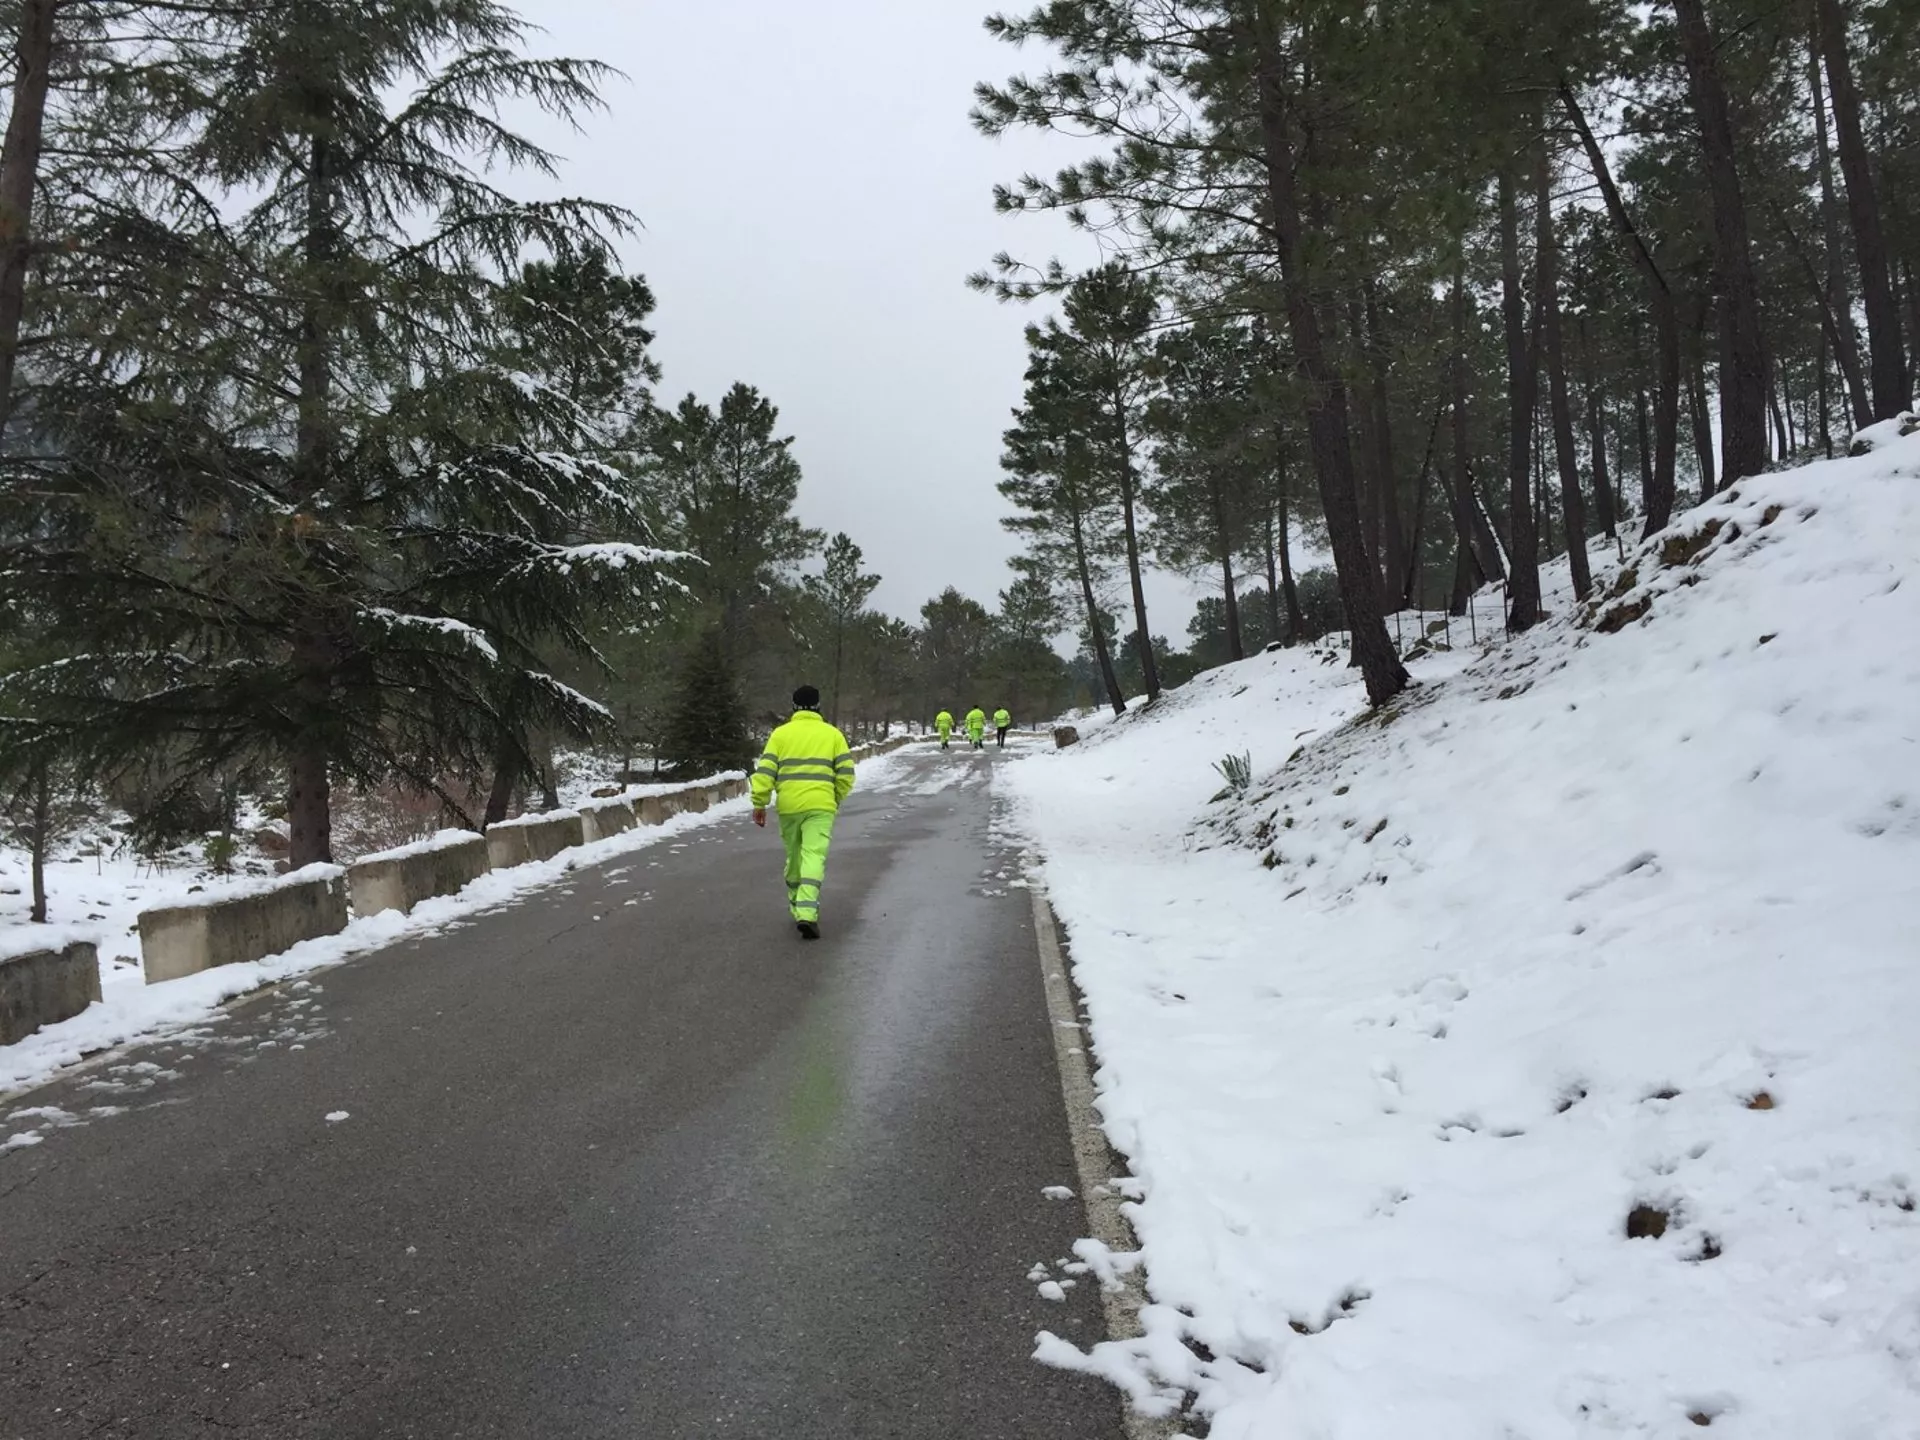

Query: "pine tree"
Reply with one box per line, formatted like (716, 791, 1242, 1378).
(1148, 322, 1268, 663)
(988, 570, 1072, 720)
(1000, 336, 1127, 716)
(0, 0, 676, 866)
(803, 533, 881, 726)
(661, 626, 752, 780)
(918, 587, 995, 709)
(642, 383, 820, 655)
(975, 1, 1409, 702)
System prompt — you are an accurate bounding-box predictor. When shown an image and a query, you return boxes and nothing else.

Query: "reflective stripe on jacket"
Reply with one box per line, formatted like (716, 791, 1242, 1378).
(993, 709, 1011, 728)
(750, 710, 855, 814)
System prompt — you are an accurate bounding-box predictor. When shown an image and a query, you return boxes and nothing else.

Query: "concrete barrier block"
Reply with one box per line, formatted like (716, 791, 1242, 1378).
(485, 810, 586, 869)
(0, 941, 102, 1045)
(531, 814, 586, 861)
(140, 869, 349, 985)
(347, 832, 491, 918)
(486, 825, 532, 870)
(679, 787, 710, 815)
(580, 799, 636, 843)
(636, 795, 672, 826)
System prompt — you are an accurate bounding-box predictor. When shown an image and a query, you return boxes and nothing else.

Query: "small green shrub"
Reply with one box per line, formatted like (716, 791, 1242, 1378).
(1213, 751, 1253, 794)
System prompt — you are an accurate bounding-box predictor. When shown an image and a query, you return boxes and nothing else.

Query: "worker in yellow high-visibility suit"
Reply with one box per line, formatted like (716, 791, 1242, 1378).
(993, 707, 1012, 748)
(934, 709, 954, 749)
(751, 685, 854, 940)
(965, 706, 987, 750)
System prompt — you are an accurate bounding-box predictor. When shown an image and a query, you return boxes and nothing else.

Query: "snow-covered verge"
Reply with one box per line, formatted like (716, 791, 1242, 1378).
(0, 805, 696, 1094)
(0, 810, 729, 1100)
(0, 841, 251, 984)
(1005, 440, 1920, 1437)
(2, 743, 922, 1099)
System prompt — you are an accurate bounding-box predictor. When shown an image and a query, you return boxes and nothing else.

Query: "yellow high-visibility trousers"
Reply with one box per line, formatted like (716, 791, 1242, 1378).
(779, 810, 836, 923)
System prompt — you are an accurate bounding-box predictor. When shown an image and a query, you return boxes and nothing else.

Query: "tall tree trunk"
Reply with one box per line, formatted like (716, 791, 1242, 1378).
(1111, 401, 1160, 702)
(1248, 15, 1407, 704)
(1817, 0, 1908, 417)
(1563, 79, 1680, 534)
(1536, 142, 1592, 602)
(1450, 262, 1505, 582)
(1687, 327, 1717, 505)
(28, 760, 50, 923)
(1636, 377, 1655, 510)
(484, 743, 519, 827)
(287, 128, 340, 868)
(1070, 503, 1125, 716)
(1261, 495, 1284, 642)
(1346, 297, 1383, 579)
(1251, 514, 1282, 637)
(1499, 163, 1541, 632)
(1587, 382, 1618, 538)
(1402, 403, 1442, 605)
(1365, 281, 1409, 602)
(1534, 413, 1552, 558)
(1673, 0, 1769, 489)
(1902, 256, 1920, 388)
(0, 0, 57, 432)
(1219, 550, 1244, 662)
(1773, 195, 1873, 444)
(1272, 440, 1305, 642)
(1817, 326, 1834, 456)
(1807, 10, 1873, 429)
(1768, 348, 1790, 457)
(1209, 475, 1245, 661)
(288, 745, 332, 869)
(538, 758, 559, 815)
(1449, 542, 1474, 617)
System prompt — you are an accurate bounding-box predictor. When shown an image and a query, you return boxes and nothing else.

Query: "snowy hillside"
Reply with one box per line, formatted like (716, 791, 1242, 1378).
(1006, 438, 1920, 1437)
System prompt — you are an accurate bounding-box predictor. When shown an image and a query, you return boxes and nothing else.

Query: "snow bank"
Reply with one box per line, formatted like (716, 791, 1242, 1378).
(145, 862, 345, 910)
(485, 806, 581, 832)
(0, 923, 105, 965)
(1846, 410, 1917, 455)
(353, 828, 486, 865)
(1005, 438, 1920, 1437)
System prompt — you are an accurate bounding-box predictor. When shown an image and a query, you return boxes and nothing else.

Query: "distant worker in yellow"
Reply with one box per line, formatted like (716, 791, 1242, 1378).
(965, 706, 987, 750)
(751, 685, 854, 940)
(993, 707, 1012, 748)
(934, 708, 955, 749)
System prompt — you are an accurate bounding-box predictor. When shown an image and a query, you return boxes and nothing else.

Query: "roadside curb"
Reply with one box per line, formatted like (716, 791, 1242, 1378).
(1027, 873, 1183, 1440)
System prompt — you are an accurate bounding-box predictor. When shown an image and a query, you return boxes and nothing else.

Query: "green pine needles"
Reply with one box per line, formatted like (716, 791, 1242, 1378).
(0, 0, 684, 866)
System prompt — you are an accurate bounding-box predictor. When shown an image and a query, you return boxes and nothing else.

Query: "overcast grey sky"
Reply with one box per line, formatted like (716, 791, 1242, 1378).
(512, 0, 1205, 640)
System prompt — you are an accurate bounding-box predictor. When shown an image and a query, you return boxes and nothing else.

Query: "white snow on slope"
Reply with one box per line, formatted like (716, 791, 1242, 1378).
(1005, 440, 1920, 1438)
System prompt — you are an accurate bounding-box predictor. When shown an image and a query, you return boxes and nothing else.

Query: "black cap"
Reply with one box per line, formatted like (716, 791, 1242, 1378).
(793, 684, 821, 710)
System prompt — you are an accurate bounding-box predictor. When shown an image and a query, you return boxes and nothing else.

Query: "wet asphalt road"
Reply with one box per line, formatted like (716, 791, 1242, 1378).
(0, 743, 1120, 1439)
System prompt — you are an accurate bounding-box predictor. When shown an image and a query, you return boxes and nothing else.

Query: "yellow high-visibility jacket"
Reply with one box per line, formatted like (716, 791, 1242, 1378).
(965, 708, 987, 736)
(751, 710, 855, 814)
(993, 708, 1011, 729)
(934, 710, 954, 735)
